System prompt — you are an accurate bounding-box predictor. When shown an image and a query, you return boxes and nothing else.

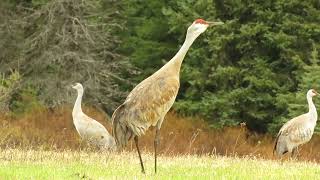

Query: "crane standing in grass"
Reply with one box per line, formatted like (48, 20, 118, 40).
(72, 83, 116, 150)
(274, 89, 319, 158)
(112, 19, 224, 173)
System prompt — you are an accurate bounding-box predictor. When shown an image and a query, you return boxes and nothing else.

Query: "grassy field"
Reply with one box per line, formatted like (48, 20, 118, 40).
(0, 149, 319, 179)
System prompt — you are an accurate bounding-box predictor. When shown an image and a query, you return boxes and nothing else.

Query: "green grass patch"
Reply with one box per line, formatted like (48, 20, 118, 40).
(0, 149, 319, 179)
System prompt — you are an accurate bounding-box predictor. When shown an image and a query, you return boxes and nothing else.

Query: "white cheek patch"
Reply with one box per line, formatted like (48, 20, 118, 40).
(193, 23, 208, 33)
(194, 23, 207, 29)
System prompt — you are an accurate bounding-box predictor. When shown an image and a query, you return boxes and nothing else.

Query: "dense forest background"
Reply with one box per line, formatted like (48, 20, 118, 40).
(1, 0, 320, 134)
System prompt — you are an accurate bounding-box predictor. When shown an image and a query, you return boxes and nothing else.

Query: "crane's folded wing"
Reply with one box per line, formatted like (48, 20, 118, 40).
(119, 76, 179, 136)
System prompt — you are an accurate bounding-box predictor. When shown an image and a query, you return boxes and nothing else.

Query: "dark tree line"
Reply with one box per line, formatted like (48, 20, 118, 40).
(0, 0, 135, 116)
(120, 0, 320, 133)
(1, 0, 320, 134)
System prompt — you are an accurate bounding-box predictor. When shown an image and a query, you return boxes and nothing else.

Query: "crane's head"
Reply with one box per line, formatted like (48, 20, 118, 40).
(187, 19, 224, 38)
(72, 83, 83, 91)
(308, 89, 319, 97)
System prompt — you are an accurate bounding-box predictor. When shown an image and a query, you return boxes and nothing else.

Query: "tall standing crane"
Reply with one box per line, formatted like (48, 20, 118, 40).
(111, 19, 224, 173)
(274, 89, 318, 158)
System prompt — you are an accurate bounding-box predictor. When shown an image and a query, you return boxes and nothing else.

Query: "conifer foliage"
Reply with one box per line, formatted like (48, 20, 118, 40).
(120, 0, 320, 133)
(0, 0, 132, 115)
(1, 0, 320, 133)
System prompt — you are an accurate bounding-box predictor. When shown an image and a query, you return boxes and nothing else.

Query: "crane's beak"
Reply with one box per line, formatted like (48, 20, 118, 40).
(207, 21, 224, 27)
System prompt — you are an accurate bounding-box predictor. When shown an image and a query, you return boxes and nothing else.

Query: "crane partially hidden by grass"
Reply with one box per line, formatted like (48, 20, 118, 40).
(274, 89, 319, 158)
(72, 83, 115, 150)
(111, 19, 224, 173)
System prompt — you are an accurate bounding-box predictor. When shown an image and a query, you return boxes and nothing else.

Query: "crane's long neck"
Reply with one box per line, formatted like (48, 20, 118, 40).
(73, 89, 83, 117)
(307, 95, 317, 122)
(165, 32, 199, 74)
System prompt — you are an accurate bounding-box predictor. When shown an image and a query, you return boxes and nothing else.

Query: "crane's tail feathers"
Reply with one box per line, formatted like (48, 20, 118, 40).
(273, 132, 281, 156)
(112, 104, 133, 149)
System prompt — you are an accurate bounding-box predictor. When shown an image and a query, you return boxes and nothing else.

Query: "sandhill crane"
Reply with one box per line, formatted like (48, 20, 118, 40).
(72, 83, 116, 150)
(274, 89, 319, 158)
(112, 19, 224, 173)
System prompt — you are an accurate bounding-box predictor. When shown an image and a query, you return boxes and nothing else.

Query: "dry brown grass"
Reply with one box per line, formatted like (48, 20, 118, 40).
(1, 107, 320, 162)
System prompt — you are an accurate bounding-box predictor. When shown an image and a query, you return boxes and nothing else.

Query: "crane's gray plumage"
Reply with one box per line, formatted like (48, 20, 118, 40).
(274, 89, 318, 157)
(112, 19, 224, 173)
(72, 83, 115, 150)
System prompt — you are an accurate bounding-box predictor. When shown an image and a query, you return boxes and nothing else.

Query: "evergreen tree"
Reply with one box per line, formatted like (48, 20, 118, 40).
(274, 44, 320, 133)
(0, 0, 133, 115)
(121, 0, 320, 133)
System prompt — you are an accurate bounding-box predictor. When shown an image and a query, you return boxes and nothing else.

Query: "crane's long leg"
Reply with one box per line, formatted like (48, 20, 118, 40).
(134, 136, 145, 173)
(154, 128, 160, 173)
(291, 147, 299, 159)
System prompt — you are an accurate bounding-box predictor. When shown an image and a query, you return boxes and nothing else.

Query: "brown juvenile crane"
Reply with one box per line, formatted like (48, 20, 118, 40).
(274, 89, 319, 158)
(111, 19, 224, 173)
